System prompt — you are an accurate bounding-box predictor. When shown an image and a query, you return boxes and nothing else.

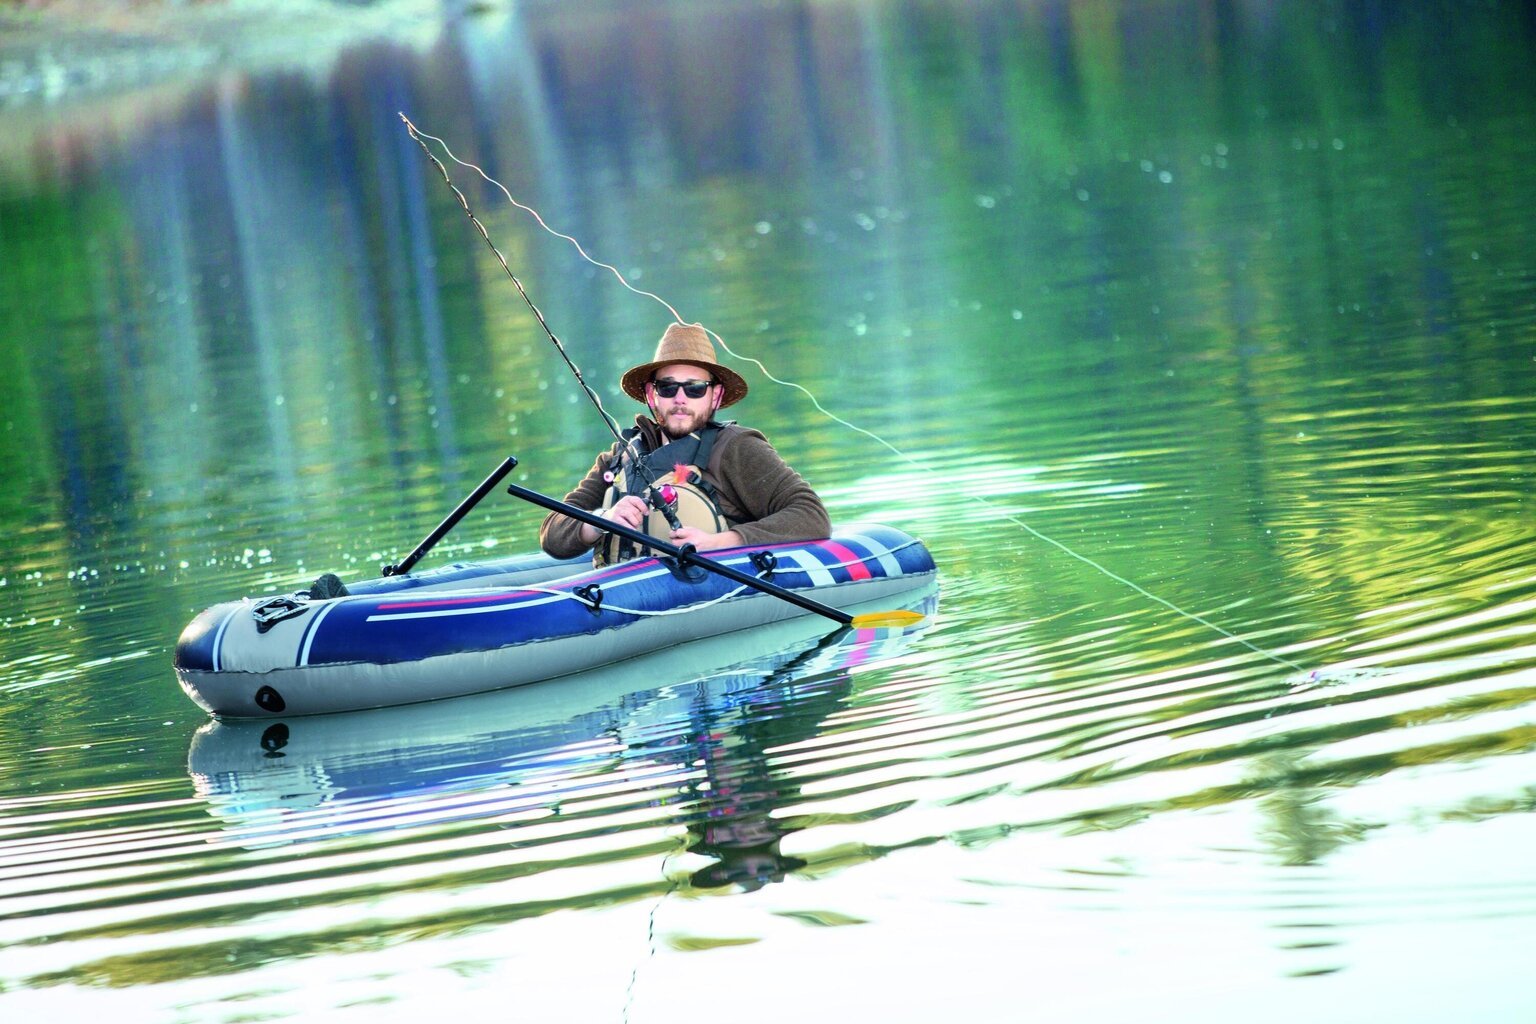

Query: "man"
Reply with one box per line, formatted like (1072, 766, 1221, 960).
(539, 322, 830, 563)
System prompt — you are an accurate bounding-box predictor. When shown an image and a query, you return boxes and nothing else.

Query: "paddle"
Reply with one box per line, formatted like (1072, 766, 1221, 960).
(504, 478, 924, 628)
(382, 457, 520, 576)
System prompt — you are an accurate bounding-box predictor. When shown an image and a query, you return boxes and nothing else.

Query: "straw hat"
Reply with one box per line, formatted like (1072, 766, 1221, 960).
(620, 322, 749, 408)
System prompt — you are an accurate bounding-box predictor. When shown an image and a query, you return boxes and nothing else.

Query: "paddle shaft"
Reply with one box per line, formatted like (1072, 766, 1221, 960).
(384, 457, 520, 576)
(504, 480, 853, 626)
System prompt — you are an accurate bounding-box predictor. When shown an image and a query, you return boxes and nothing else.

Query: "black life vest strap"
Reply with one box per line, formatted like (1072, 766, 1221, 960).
(604, 424, 728, 563)
(619, 423, 726, 498)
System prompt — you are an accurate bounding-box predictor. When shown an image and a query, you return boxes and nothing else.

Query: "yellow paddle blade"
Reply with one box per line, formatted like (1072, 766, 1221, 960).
(847, 609, 927, 629)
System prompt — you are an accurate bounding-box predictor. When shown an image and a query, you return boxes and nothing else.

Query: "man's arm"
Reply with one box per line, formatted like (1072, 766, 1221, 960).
(538, 447, 617, 558)
(713, 431, 831, 547)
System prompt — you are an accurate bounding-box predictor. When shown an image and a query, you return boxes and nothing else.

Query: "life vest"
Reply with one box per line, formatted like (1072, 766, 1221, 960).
(595, 423, 737, 566)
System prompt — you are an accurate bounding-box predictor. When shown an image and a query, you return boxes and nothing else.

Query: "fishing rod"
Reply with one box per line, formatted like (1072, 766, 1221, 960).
(400, 112, 689, 559)
(399, 112, 629, 450)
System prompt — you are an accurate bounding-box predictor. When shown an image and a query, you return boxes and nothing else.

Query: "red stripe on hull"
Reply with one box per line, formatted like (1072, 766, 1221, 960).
(820, 542, 873, 580)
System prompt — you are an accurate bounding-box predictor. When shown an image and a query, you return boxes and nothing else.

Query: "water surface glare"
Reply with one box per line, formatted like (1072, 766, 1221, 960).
(3, 1, 1536, 1021)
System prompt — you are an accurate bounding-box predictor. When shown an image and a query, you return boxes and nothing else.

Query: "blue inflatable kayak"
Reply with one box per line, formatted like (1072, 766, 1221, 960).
(174, 524, 936, 717)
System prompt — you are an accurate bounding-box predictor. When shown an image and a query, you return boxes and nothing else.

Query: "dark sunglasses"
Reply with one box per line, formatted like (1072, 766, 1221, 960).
(651, 378, 714, 399)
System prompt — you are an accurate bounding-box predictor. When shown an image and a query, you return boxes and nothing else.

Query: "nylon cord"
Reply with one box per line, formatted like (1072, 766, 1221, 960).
(400, 118, 1307, 675)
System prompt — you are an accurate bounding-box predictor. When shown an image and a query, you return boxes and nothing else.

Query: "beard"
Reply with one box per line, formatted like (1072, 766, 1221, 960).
(656, 405, 710, 439)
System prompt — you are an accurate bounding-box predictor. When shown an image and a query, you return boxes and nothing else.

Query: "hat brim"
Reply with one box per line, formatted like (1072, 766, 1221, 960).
(621, 359, 748, 408)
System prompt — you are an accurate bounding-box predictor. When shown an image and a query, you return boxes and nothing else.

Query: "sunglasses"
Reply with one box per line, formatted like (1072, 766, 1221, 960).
(651, 378, 715, 399)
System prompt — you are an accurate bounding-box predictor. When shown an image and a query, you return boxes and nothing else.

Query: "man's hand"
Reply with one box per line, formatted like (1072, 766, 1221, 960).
(578, 495, 651, 545)
(669, 527, 743, 552)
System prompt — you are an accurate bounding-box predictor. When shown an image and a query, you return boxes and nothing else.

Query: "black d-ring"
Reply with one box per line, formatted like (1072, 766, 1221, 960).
(573, 583, 604, 614)
(750, 550, 778, 577)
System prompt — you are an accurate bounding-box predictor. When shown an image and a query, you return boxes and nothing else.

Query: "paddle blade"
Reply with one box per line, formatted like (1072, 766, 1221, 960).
(847, 609, 926, 629)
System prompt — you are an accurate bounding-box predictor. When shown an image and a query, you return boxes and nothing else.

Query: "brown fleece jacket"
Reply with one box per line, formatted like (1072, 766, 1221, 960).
(539, 417, 831, 560)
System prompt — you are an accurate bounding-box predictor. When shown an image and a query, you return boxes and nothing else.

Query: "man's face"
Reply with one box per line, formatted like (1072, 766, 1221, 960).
(647, 362, 722, 439)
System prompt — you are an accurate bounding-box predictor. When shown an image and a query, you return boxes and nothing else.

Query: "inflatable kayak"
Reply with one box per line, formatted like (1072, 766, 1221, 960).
(174, 524, 936, 718)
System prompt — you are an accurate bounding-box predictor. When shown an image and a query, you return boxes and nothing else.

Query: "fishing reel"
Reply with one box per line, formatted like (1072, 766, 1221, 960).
(650, 483, 684, 530)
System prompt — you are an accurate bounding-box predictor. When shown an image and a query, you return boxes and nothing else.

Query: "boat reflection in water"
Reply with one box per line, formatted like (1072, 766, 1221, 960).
(188, 588, 936, 890)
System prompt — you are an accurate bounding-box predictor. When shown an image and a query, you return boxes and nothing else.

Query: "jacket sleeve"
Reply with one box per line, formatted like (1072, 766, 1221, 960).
(713, 430, 831, 547)
(538, 445, 619, 559)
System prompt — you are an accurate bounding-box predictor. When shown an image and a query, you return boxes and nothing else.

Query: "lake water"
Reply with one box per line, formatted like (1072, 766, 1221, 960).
(3, 1, 1535, 1021)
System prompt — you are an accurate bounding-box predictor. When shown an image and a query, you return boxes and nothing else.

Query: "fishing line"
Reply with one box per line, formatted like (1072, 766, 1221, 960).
(622, 838, 684, 1024)
(401, 118, 1307, 675)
